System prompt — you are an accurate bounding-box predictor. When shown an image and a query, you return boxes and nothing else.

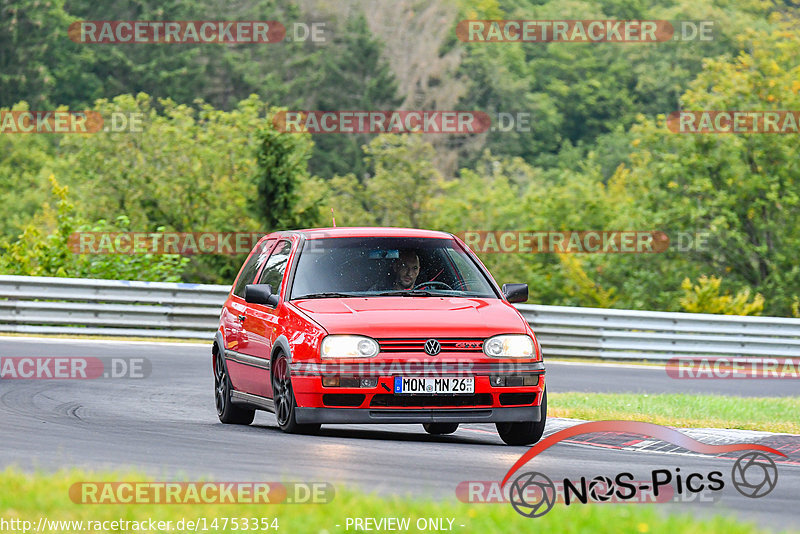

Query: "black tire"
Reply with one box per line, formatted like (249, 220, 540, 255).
(423, 423, 459, 435)
(272, 353, 320, 434)
(214, 350, 255, 425)
(496, 389, 547, 446)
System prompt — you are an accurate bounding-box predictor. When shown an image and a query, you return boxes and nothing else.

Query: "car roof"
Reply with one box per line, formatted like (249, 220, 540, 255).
(272, 227, 455, 240)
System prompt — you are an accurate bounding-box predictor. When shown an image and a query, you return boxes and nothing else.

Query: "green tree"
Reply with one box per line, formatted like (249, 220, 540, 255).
(363, 135, 443, 228)
(55, 93, 264, 233)
(305, 13, 402, 179)
(27, 0, 304, 110)
(680, 275, 764, 315)
(453, 0, 778, 175)
(318, 134, 444, 228)
(0, 176, 188, 281)
(624, 23, 800, 315)
(253, 111, 320, 230)
(0, 0, 100, 109)
(0, 101, 59, 240)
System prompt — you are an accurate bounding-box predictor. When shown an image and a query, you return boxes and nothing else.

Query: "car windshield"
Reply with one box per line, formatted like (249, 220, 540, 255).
(290, 236, 497, 299)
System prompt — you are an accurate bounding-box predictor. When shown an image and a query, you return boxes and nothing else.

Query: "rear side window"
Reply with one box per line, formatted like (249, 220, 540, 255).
(232, 240, 273, 297)
(257, 240, 292, 298)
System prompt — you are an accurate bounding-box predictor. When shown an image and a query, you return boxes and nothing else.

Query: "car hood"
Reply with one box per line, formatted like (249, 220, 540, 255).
(290, 297, 528, 338)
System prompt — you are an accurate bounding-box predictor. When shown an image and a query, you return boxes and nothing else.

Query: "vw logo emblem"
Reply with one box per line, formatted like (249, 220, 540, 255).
(424, 339, 441, 356)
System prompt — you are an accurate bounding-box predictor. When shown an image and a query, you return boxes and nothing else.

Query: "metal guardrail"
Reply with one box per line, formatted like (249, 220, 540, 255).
(2, 275, 799, 360)
(0, 275, 229, 339)
(516, 305, 800, 360)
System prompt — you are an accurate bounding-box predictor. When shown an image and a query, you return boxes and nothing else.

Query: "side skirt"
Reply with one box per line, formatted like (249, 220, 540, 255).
(231, 390, 275, 413)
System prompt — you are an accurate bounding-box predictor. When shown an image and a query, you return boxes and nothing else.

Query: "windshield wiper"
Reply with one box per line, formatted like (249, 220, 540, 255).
(293, 292, 358, 299)
(374, 290, 435, 297)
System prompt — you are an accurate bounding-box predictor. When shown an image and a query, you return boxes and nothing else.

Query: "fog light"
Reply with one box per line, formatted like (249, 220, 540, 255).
(523, 375, 539, 386)
(324, 376, 379, 388)
(490, 375, 506, 387)
(491, 375, 539, 387)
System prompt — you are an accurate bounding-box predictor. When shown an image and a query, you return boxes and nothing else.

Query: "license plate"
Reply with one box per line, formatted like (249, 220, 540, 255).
(393, 376, 474, 394)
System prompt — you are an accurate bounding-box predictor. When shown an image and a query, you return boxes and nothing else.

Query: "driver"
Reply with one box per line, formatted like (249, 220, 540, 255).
(391, 249, 420, 290)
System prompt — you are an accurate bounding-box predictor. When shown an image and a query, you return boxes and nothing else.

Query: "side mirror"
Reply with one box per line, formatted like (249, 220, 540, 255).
(502, 283, 528, 303)
(244, 284, 279, 306)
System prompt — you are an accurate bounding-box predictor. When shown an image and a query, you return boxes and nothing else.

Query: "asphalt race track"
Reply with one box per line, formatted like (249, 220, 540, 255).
(1, 337, 798, 532)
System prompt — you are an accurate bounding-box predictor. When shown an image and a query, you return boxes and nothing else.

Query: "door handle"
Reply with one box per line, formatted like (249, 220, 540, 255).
(238, 315, 246, 321)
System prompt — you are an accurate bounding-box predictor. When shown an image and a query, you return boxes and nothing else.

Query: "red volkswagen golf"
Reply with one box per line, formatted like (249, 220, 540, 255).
(213, 227, 546, 445)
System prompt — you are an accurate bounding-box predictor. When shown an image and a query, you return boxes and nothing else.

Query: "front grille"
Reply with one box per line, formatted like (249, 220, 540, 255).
(370, 393, 492, 408)
(322, 394, 365, 407)
(499, 393, 537, 406)
(378, 338, 483, 353)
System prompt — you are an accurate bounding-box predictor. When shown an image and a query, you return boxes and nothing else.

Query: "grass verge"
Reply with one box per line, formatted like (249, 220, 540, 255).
(549, 392, 800, 434)
(0, 468, 776, 534)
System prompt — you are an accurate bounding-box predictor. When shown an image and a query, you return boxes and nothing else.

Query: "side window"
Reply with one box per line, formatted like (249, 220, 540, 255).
(232, 240, 274, 298)
(257, 240, 293, 298)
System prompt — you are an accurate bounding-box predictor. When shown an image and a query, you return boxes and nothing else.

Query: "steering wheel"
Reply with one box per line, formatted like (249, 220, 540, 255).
(414, 280, 453, 291)
(449, 279, 470, 291)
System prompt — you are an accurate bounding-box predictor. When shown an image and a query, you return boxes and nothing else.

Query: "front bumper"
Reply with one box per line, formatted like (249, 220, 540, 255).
(295, 405, 541, 424)
(289, 359, 545, 423)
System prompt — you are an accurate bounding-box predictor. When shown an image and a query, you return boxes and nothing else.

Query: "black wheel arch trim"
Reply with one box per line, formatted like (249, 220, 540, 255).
(271, 335, 293, 365)
(213, 330, 230, 375)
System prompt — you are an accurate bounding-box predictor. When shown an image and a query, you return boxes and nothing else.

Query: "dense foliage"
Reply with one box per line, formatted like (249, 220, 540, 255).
(1, 0, 798, 314)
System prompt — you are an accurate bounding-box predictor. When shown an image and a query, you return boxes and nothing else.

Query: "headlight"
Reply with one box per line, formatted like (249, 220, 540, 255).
(483, 334, 535, 358)
(321, 335, 379, 358)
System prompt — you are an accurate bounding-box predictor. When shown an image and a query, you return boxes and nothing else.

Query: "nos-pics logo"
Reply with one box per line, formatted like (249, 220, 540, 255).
(502, 421, 783, 518)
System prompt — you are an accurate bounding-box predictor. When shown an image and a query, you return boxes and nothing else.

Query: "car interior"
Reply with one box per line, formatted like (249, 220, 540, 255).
(289, 238, 489, 298)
